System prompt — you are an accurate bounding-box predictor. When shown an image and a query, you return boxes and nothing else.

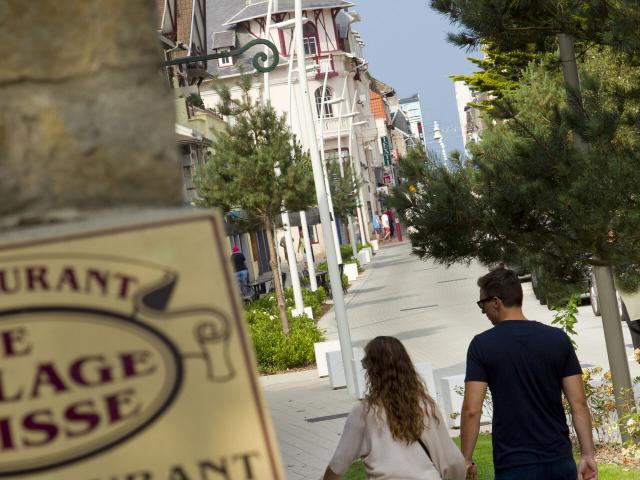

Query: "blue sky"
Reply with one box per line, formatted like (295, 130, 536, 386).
(353, 0, 478, 154)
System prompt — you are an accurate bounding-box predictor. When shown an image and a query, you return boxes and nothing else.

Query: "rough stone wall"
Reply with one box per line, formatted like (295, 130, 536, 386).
(0, 0, 183, 222)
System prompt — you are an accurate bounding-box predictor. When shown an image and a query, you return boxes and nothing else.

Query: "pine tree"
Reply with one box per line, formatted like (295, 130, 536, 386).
(195, 76, 315, 333)
(450, 43, 545, 110)
(327, 157, 360, 221)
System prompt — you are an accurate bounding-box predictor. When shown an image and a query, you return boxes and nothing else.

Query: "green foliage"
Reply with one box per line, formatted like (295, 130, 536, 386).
(340, 244, 356, 262)
(194, 79, 315, 221)
(552, 295, 580, 349)
(246, 309, 324, 374)
(283, 286, 327, 318)
(400, 50, 640, 300)
(245, 287, 326, 373)
(430, 0, 612, 51)
(186, 93, 205, 109)
(195, 76, 316, 331)
(328, 158, 361, 220)
(451, 43, 546, 110)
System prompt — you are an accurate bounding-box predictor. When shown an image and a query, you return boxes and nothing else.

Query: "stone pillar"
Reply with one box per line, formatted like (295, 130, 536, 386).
(0, 0, 182, 226)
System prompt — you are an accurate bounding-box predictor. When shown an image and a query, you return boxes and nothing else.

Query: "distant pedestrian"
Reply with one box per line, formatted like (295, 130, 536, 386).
(372, 211, 382, 242)
(323, 336, 466, 480)
(386, 208, 395, 239)
(381, 212, 391, 241)
(462, 268, 597, 480)
(230, 245, 248, 288)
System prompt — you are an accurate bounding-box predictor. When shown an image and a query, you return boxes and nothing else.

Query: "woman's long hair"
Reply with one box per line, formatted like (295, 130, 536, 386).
(363, 336, 439, 443)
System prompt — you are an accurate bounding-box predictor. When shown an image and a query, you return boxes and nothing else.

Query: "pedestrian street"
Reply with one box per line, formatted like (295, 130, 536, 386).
(261, 241, 640, 480)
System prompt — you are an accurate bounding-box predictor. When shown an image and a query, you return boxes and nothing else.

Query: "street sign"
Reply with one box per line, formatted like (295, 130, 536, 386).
(380, 136, 392, 166)
(383, 174, 391, 185)
(0, 210, 283, 480)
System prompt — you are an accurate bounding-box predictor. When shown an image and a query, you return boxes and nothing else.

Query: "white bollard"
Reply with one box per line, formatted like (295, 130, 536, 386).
(369, 239, 379, 252)
(314, 340, 340, 377)
(358, 250, 370, 266)
(343, 262, 359, 282)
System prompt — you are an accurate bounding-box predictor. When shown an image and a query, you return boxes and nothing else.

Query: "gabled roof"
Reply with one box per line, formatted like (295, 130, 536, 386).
(400, 94, 420, 104)
(212, 31, 236, 49)
(223, 0, 354, 26)
(368, 76, 395, 97)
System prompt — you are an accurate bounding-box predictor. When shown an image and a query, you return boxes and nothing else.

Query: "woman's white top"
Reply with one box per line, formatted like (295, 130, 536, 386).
(329, 401, 466, 480)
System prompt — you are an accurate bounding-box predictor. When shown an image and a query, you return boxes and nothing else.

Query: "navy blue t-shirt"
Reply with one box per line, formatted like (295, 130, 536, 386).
(465, 320, 582, 471)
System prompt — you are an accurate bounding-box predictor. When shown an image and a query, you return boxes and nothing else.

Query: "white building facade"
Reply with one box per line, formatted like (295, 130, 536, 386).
(201, 0, 383, 264)
(399, 94, 426, 145)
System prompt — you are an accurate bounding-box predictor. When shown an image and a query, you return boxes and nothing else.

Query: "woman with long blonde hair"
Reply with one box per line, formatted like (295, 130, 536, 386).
(323, 336, 466, 479)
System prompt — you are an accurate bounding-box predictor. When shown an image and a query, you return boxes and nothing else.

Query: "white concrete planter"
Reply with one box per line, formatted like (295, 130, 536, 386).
(314, 340, 340, 377)
(326, 347, 364, 390)
(343, 262, 359, 282)
(441, 374, 492, 428)
(358, 249, 371, 265)
(369, 239, 379, 252)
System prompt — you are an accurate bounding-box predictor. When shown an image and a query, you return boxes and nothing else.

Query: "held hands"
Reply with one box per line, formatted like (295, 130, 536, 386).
(577, 455, 597, 480)
(465, 460, 477, 480)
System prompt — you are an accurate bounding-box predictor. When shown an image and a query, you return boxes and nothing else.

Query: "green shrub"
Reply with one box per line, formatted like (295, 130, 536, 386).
(340, 244, 356, 262)
(246, 309, 324, 373)
(284, 287, 327, 318)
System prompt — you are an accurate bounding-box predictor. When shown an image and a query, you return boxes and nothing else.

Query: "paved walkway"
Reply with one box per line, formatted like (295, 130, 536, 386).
(260, 241, 640, 480)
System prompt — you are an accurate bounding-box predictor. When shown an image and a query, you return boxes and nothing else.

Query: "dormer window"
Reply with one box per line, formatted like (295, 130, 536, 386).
(218, 49, 233, 68)
(303, 23, 319, 56)
(212, 31, 236, 68)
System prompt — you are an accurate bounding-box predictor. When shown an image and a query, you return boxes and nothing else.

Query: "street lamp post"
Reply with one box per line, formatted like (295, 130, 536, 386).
(349, 118, 370, 245)
(284, 21, 318, 292)
(262, 0, 306, 316)
(294, 0, 355, 393)
(318, 59, 344, 265)
(335, 73, 359, 258)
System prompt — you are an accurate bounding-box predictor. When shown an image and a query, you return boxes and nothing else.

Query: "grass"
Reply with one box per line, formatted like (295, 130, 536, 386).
(340, 434, 639, 479)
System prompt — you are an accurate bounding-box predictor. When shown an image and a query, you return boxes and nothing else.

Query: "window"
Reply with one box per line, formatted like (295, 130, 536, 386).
(303, 23, 319, 56)
(315, 87, 334, 118)
(217, 49, 233, 67)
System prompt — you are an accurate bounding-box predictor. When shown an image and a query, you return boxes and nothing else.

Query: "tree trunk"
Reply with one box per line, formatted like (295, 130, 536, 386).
(558, 33, 633, 441)
(264, 219, 290, 334)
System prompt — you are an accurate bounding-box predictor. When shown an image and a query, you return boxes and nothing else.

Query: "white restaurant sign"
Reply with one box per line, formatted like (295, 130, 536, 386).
(0, 211, 283, 480)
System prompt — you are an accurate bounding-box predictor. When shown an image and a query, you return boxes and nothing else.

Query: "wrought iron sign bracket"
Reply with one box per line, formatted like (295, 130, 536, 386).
(163, 39, 280, 73)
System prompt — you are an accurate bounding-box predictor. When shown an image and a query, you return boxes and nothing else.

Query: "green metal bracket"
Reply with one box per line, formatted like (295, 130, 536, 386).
(163, 39, 280, 73)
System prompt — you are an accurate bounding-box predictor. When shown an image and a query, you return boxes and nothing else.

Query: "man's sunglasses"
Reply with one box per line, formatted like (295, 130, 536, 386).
(477, 296, 501, 309)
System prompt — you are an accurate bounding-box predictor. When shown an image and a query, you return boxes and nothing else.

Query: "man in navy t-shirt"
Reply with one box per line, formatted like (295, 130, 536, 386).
(461, 268, 598, 480)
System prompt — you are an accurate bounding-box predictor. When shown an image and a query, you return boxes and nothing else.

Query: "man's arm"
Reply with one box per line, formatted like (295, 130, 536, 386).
(461, 381, 487, 479)
(562, 374, 598, 480)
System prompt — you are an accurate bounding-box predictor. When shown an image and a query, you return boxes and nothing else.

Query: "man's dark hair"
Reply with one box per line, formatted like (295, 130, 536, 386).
(477, 268, 523, 307)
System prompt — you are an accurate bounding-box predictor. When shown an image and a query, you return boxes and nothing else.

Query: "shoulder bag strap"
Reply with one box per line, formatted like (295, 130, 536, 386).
(417, 438, 432, 462)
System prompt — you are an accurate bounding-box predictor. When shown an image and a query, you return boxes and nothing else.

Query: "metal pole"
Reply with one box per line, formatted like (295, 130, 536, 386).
(347, 95, 370, 244)
(336, 74, 358, 258)
(294, 0, 355, 393)
(593, 266, 633, 442)
(286, 32, 317, 292)
(558, 33, 632, 439)
(263, 0, 305, 315)
(318, 59, 343, 263)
